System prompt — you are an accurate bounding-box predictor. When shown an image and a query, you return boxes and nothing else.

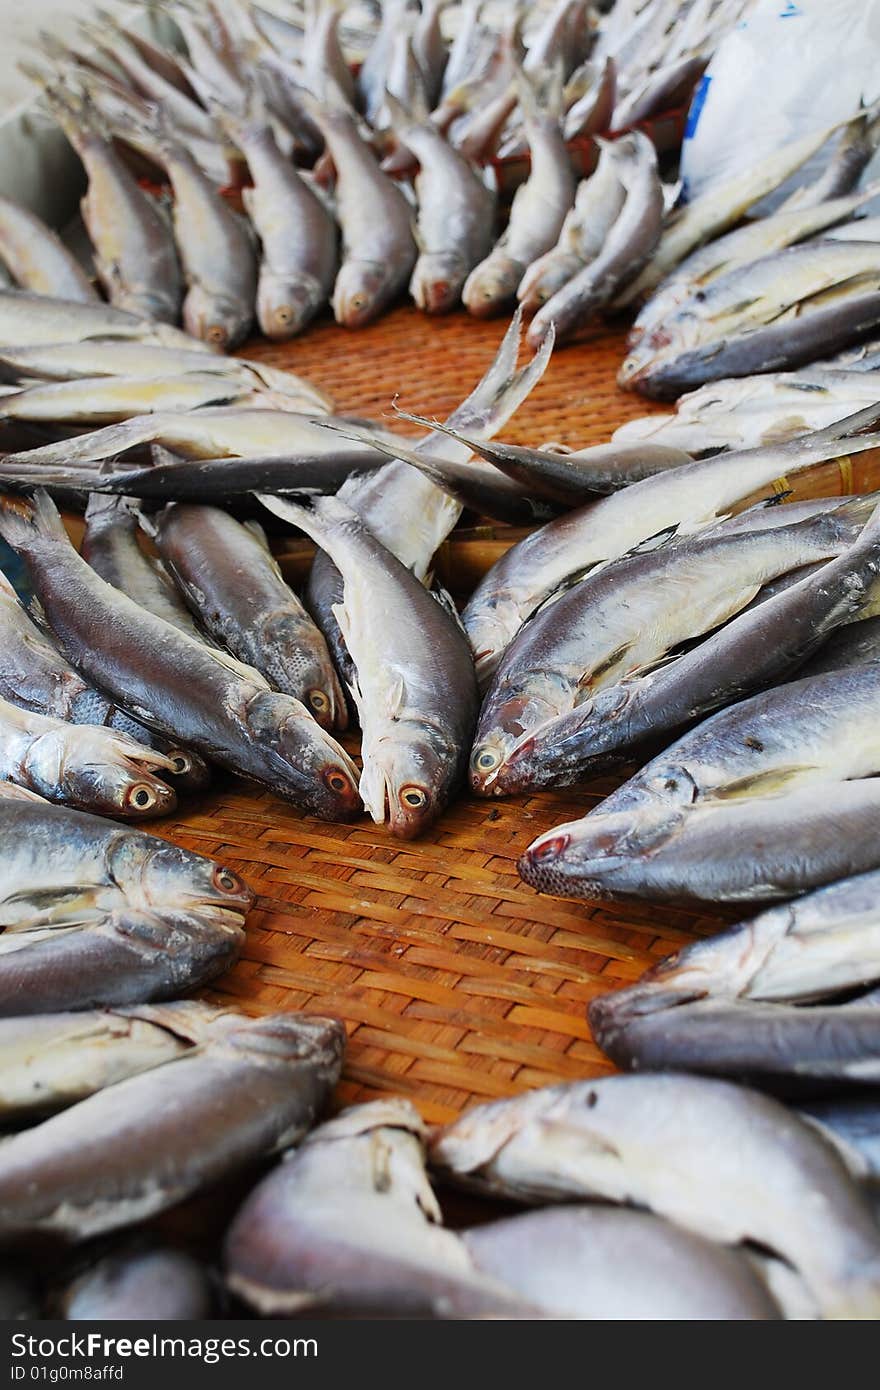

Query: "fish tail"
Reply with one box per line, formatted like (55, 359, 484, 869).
(448, 307, 554, 438)
(0, 489, 70, 553)
(5, 417, 158, 466)
(83, 492, 137, 523)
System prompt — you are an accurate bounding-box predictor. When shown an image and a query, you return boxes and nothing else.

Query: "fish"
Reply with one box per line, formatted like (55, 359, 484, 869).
(0, 693, 177, 818)
(218, 107, 337, 340)
(305, 101, 416, 327)
(224, 1098, 538, 1318)
(0, 342, 330, 408)
(80, 22, 219, 146)
(152, 503, 346, 731)
(0, 1003, 220, 1120)
(0, 801, 251, 1013)
(462, 1206, 781, 1320)
(385, 95, 496, 315)
(0, 292, 203, 351)
(429, 1074, 880, 1317)
(609, 51, 707, 131)
(262, 493, 478, 838)
(59, 1242, 214, 1320)
(0, 373, 293, 425)
(562, 55, 617, 143)
(781, 97, 880, 210)
(393, 409, 694, 501)
(626, 284, 880, 400)
(506, 496, 880, 792)
(591, 990, 880, 1091)
(0, 492, 361, 820)
(590, 867, 880, 1014)
(357, 0, 412, 124)
(414, 0, 448, 109)
(0, 194, 97, 303)
(617, 114, 857, 305)
(517, 140, 627, 312)
(301, 0, 358, 113)
(0, 566, 209, 791)
(138, 115, 258, 350)
(471, 498, 874, 796)
(82, 494, 210, 641)
(527, 131, 663, 346)
(460, 403, 880, 682)
(304, 311, 552, 690)
(0, 1010, 344, 1241)
(463, 69, 575, 318)
(521, 779, 880, 906)
(42, 84, 182, 324)
(0, 408, 389, 467)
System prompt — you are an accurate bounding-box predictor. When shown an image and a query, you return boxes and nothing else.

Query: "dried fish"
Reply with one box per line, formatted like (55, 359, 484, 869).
(0, 194, 97, 303)
(60, 1243, 213, 1320)
(430, 1074, 880, 1317)
(0, 1011, 344, 1241)
(0, 492, 361, 820)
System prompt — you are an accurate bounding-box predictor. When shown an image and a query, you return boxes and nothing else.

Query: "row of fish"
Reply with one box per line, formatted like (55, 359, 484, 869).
(0, 0, 749, 345)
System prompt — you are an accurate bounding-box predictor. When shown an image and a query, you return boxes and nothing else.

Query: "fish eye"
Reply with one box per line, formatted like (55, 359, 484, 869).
(213, 866, 243, 894)
(473, 747, 501, 772)
(530, 834, 570, 862)
(169, 753, 191, 776)
(207, 325, 228, 345)
(308, 689, 330, 714)
(351, 294, 367, 310)
(400, 785, 428, 809)
(127, 784, 157, 810)
(276, 306, 294, 324)
(323, 768, 352, 794)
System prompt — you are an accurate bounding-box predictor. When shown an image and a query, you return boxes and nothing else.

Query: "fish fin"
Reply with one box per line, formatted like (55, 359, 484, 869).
(431, 583, 467, 636)
(241, 518, 273, 552)
(0, 489, 70, 552)
(706, 767, 821, 801)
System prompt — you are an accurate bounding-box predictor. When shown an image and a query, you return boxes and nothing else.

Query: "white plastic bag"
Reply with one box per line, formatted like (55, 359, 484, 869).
(680, 0, 880, 205)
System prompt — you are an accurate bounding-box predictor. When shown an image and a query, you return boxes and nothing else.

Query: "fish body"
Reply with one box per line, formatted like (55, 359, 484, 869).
(461, 411, 880, 682)
(430, 1073, 880, 1317)
(463, 1206, 781, 1320)
(0, 374, 280, 425)
(463, 71, 575, 318)
(0, 1011, 344, 1241)
(0, 195, 97, 303)
(0, 493, 360, 820)
(153, 504, 346, 730)
(224, 1098, 536, 1318)
(472, 499, 872, 794)
(61, 1244, 213, 1320)
(0, 293, 201, 350)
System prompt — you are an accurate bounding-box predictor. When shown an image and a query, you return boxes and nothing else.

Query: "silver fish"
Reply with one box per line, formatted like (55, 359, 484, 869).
(0, 1011, 344, 1241)
(42, 84, 182, 324)
(0, 492, 361, 820)
(386, 96, 496, 315)
(0, 292, 201, 351)
(82, 494, 209, 640)
(0, 567, 208, 791)
(506, 495, 880, 792)
(0, 373, 290, 425)
(429, 1074, 880, 1317)
(0, 195, 97, 303)
(220, 109, 337, 340)
(0, 1004, 219, 1120)
(801, 614, 880, 675)
(521, 779, 880, 905)
(461, 404, 880, 682)
(472, 498, 873, 795)
(517, 140, 627, 312)
(590, 867, 880, 1012)
(591, 990, 880, 1090)
(262, 494, 478, 839)
(463, 1206, 781, 1320)
(307, 101, 416, 327)
(463, 69, 575, 318)
(0, 694, 176, 818)
(528, 131, 663, 346)
(152, 503, 346, 731)
(60, 1243, 213, 1320)
(224, 1098, 537, 1318)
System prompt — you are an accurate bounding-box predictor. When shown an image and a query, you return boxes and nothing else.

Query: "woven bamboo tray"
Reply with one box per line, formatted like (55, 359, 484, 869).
(146, 308, 880, 1125)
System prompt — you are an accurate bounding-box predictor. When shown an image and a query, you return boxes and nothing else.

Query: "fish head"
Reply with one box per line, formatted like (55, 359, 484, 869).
(360, 719, 457, 839)
(470, 674, 573, 795)
(257, 609, 346, 732)
(244, 690, 362, 821)
(462, 255, 522, 319)
(518, 256, 580, 313)
(257, 272, 325, 340)
(498, 681, 642, 791)
(107, 834, 254, 922)
(518, 802, 686, 899)
(332, 261, 395, 328)
(38, 729, 178, 820)
(410, 253, 467, 315)
(464, 595, 527, 690)
(183, 286, 252, 351)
